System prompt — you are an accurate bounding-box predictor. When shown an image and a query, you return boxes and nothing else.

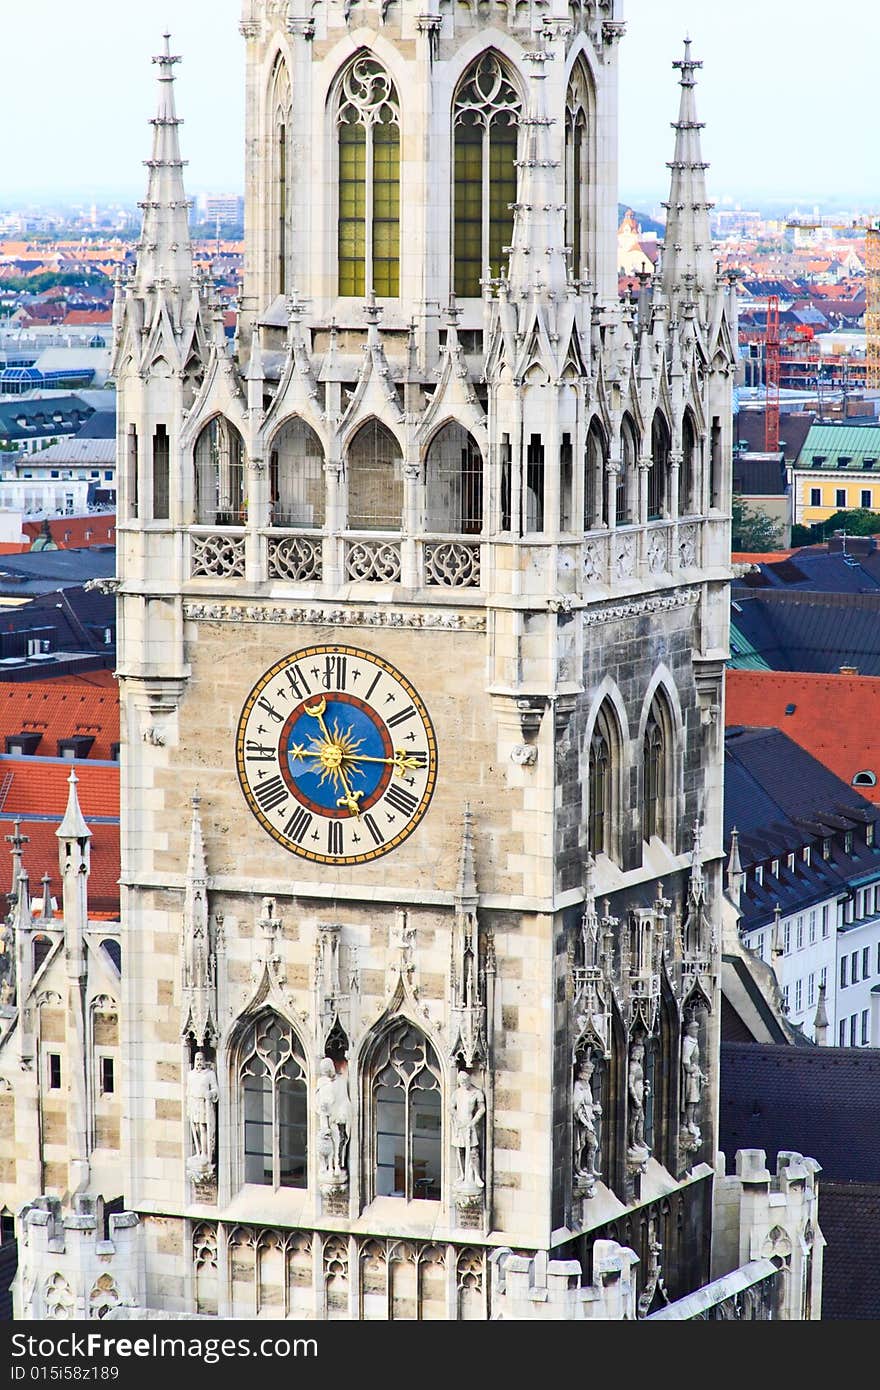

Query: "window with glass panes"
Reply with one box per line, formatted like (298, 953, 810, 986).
(453, 55, 521, 297)
(239, 1015, 307, 1189)
(337, 58, 400, 298)
(370, 1020, 442, 1201)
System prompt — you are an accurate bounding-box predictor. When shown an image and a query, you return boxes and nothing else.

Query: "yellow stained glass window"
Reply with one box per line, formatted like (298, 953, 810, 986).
(372, 115, 400, 298)
(488, 119, 517, 280)
(339, 121, 366, 297)
(454, 120, 483, 298)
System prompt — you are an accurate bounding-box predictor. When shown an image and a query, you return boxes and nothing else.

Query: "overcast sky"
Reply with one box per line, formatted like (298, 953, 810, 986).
(2, 0, 877, 208)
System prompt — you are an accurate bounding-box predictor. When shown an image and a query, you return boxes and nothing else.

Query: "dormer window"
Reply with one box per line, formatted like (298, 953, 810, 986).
(754, 865, 764, 886)
(5, 732, 42, 756)
(771, 858, 779, 877)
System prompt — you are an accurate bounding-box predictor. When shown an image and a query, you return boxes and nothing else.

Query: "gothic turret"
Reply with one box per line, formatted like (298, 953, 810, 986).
(133, 34, 196, 310)
(660, 40, 715, 311)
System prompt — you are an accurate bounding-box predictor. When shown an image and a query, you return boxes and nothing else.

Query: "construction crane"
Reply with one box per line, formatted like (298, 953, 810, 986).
(785, 217, 880, 388)
(764, 294, 780, 453)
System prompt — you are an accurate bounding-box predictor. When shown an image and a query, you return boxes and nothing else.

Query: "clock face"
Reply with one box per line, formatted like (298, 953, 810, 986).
(236, 644, 438, 865)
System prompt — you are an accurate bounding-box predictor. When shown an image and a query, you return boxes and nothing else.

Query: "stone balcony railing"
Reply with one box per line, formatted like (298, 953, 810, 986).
(184, 517, 717, 592)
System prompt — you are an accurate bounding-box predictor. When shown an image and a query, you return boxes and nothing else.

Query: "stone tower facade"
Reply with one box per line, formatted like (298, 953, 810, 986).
(102, 0, 820, 1320)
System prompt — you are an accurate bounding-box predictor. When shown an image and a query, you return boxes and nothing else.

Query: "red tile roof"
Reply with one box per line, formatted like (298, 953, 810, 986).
(0, 757, 119, 817)
(0, 675, 119, 763)
(61, 309, 112, 327)
(725, 668, 880, 802)
(22, 515, 116, 549)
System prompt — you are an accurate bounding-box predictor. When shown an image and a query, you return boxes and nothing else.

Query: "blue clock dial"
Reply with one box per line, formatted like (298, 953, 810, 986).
(236, 645, 437, 865)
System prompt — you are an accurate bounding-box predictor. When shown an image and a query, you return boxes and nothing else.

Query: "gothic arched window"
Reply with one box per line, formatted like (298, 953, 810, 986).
(194, 416, 246, 526)
(269, 418, 325, 528)
(239, 1013, 308, 1189)
(642, 691, 674, 845)
(565, 60, 592, 279)
(679, 410, 697, 517)
(337, 57, 400, 298)
(588, 702, 621, 861)
(368, 1019, 442, 1202)
(453, 54, 522, 298)
(648, 413, 671, 522)
(425, 423, 484, 534)
(585, 418, 607, 531)
(346, 419, 403, 531)
(269, 54, 291, 296)
(617, 414, 638, 526)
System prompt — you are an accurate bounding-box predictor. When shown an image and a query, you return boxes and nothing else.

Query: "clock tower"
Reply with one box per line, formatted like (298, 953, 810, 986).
(107, 1, 819, 1321)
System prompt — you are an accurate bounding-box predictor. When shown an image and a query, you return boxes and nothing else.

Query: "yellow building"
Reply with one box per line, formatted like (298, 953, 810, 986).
(793, 424, 880, 525)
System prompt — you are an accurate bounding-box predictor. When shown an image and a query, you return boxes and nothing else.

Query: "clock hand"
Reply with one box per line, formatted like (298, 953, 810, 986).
(302, 698, 362, 818)
(351, 751, 426, 776)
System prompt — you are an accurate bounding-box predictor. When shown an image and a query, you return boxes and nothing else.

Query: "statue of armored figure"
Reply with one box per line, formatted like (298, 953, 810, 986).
(572, 1054, 602, 1195)
(680, 1020, 707, 1150)
(452, 1069, 486, 1192)
(186, 1050, 219, 1178)
(316, 1057, 352, 1186)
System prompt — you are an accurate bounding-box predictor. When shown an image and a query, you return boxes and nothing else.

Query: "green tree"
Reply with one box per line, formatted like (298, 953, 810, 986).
(731, 495, 785, 552)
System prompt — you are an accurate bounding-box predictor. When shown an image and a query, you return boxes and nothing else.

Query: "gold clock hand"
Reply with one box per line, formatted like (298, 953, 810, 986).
(302, 699, 363, 817)
(352, 751, 426, 776)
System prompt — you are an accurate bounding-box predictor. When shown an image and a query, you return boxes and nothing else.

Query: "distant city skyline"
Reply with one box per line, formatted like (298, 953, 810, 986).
(2, 0, 878, 207)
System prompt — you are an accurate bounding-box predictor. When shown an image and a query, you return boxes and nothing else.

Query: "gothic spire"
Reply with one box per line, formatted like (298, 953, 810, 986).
(455, 803, 478, 909)
(57, 769, 91, 845)
(133, 33, 194, 304)
(506, 48, 568, 298)
(813, 982, 829, 1045)
(660, 40, 715, 306)
(726, 827, 743, 908)
(5, 818, 29, 906)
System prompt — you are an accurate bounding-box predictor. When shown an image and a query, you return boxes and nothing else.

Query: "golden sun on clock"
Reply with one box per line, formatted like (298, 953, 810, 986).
(236, 645, 438, 865)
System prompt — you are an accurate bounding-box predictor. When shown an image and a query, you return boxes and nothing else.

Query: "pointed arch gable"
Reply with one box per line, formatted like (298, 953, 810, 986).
(266, 415, 327, 529)
(344, 415, 404, 532)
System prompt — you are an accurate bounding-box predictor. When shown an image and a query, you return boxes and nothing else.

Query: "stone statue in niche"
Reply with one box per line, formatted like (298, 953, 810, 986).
(627, 1040, 650, 1166)
(452, 1069, 486, 1192)
(572, 1054, 602, 1195)
(186, 1050, 219, 1180)
(680, 1020, 707, 1153)
(316, 1057, 352, 1187)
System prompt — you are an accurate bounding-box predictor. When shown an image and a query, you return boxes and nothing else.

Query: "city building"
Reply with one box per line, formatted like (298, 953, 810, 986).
(793, 423, 880, 526)
(5, 3, 821, 1322)
(725, 725, 880, 1045)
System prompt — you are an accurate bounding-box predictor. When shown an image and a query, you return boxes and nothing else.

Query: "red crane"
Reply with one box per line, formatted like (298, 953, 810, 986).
(764, 294, 780, 454)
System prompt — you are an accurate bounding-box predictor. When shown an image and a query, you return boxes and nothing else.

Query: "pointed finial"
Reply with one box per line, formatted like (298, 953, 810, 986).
(772, 903, 783, 957)
(57, 769, 91, 842)
(39, 873, 53, 923)
(813, 982, 829, 1042)
(455, 803, 478, 906)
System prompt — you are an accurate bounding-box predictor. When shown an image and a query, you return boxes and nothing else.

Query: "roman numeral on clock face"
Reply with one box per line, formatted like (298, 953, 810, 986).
(386, 704, 416, 729)
(253, 775, 289, 812)
(363, 813, 384, 846)
(285, 663, 312, 699)
(322, 654, 347, 690)
(283, 806, 313, 844)
(385, 783, 419, 816)
(328, 821, 343, 856)
(245, 741, 276, 762)
(257, 697, 284, 724)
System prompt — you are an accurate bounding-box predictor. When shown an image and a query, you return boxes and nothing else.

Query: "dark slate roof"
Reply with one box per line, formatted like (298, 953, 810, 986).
(732, 456, 788, 497)
(0, 548, 116, 597)
(720, 1042, 880, 1183)
(724, 727, 880, 927)
(819, 1183, 880, 1319)
(0, 394, 94, 443)
(734, 552, 880, 595)
(728, 591, 880, 674)
(0, 585, 115, 664)
(75, 411, 116, 440)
